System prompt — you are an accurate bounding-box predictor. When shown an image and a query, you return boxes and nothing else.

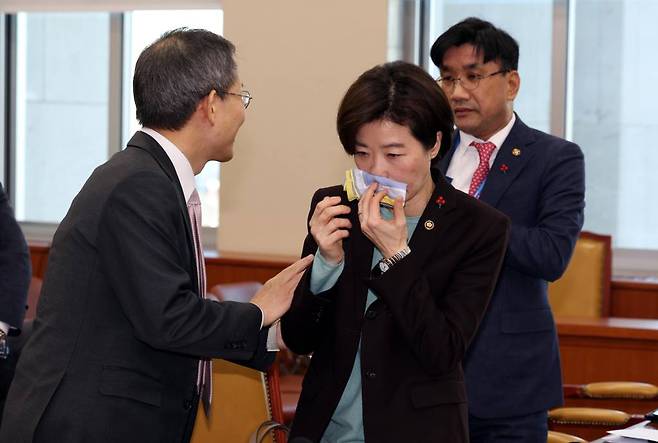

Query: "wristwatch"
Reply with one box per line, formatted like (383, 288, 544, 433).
(373, 246, 411, 277)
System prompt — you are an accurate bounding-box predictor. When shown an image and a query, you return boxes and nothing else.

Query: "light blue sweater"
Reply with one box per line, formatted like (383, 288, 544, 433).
(309, 209, 420, 443)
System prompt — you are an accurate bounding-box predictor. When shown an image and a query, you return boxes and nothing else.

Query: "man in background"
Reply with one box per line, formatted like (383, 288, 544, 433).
(0, 183, 31, 424)
(1, 28, 312, 443)
(431, 18, 585, 442)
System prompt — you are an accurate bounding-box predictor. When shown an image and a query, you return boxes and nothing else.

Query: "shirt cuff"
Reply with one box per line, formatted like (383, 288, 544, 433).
(0, 321, 9, 335)
(250, 302, 265, 329)
(266, 321, 280, 352)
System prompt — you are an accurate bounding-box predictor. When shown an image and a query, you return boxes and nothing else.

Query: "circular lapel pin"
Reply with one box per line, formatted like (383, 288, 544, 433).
(424, 220, 435, 230)
(512, 148, 521, 156)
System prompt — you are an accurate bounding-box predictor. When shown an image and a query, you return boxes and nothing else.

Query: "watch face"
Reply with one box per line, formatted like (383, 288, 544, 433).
(379, 261, 389, 273)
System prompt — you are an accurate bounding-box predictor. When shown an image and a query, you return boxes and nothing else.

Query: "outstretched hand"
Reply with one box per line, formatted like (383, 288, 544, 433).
(250, 254, 314, 326)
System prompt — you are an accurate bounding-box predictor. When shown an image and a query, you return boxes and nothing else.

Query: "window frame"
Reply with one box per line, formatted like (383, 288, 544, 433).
(412, 0, 658, 278)
(2, 3, 658, 274)
(2, 11, 219, 250)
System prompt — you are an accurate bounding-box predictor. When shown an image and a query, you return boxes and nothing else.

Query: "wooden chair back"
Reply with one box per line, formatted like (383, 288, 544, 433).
(192, 281, 287, 443)
(190, 359, 286, 443)
(548, 231, 612, 318)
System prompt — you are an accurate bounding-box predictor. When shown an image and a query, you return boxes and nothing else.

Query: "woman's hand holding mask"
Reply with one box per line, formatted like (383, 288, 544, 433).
(358, 183, 408, 259)
(309, 196, 352, 265)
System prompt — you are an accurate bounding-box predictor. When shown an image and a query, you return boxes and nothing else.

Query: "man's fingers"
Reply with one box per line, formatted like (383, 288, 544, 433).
(281, 254, 314, 279)
(278, 255, 314, 290)
(288, 267, 308, 287)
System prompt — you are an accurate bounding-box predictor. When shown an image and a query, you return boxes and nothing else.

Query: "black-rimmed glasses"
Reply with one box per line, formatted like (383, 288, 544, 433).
(437, 69, 510, 91)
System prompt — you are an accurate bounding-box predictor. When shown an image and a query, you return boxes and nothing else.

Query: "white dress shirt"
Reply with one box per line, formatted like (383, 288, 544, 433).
(141, 127, 196, 202)
(445, 114, 516, 194)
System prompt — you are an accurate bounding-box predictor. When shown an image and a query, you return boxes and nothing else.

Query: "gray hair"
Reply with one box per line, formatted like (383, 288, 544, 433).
(133, 28, 237, 130)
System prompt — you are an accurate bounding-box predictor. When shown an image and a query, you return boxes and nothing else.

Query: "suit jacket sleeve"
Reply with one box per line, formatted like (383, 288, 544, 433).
(505, 141, 585, 281)
(281, 189, 338, 356)
(97, 172, 273, 370)
(0, 183, 31, 333)
(368, 214, 510, 375)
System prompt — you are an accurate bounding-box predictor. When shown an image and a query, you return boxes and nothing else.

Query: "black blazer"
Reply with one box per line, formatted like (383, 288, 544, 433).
(0, 132, 274, 443)
(282, 171, 510, 443)
(0, 183, 31, 334)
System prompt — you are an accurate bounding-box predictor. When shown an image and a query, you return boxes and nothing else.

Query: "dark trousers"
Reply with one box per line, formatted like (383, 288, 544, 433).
(181, 392, 200, 443)
(469, 410, 548, 443)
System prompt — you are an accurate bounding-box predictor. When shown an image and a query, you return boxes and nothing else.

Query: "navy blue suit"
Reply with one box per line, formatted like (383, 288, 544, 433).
(437, 115, 585, 421)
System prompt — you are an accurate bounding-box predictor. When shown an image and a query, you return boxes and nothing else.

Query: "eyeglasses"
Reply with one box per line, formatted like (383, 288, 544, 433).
(437, 69, 510, 92)
(220, 90, 253, 109)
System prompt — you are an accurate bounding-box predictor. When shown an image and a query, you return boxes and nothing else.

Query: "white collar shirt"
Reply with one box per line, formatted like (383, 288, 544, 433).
(445, 113, 516, 194)
(140, 127, 196, 202)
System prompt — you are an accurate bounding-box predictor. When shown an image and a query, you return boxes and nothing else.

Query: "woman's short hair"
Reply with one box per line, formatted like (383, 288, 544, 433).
(337, 61, 454, 163)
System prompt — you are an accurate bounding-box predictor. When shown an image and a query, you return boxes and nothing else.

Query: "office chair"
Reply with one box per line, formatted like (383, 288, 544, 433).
(548, 406, 644, 442)
(548, 231, 612, 318)
(563, 381, 658, 414)
(546, 430, 587, 443)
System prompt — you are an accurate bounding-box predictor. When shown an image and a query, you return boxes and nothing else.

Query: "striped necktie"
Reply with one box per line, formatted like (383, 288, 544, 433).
(187, 189, 212, 416)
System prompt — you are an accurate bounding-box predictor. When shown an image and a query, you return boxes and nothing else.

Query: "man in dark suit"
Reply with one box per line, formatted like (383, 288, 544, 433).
(431, 18, 585, 442)
(0, 183, 31, 423)
(0, 29, 312, 443)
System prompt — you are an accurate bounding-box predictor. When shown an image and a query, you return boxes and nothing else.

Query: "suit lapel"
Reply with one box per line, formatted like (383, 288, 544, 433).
(344, 195, 374, 324)
(127, 131, 198, 286)
(407, 170, 458, 266)
(479, 116, 537, 208)
(438, 131, 460, 176)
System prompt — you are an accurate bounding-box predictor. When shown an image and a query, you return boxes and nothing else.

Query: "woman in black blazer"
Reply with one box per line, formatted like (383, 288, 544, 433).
(281, 61, 510, 443)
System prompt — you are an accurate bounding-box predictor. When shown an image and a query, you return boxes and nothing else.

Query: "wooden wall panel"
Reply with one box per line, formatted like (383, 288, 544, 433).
(29, 242, 50, 279)
(28, 244, 658, 317)
(611, 280, 658, 318)
(205, 252, 294, 288)
(558, 318, 658, 385)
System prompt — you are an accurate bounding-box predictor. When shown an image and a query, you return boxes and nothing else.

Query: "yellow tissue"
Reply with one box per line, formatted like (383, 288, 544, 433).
(344, 169, 359, 202)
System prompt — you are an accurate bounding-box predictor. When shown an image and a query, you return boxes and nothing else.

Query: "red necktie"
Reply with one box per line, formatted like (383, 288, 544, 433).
(468, 141, 497, 198)
(187, 190, 212, 416)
